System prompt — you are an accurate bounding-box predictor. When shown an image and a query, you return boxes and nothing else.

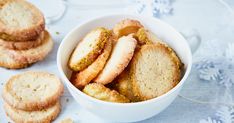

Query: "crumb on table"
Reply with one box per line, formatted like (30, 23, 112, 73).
(60, 118, 73, 123)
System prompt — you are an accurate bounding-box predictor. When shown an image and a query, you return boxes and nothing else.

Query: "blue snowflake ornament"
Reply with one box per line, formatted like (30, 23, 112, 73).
(199, 117, 221, 123)
(216, 106, 234, 123)
(152, 0, 173, 17)
(195, 43, 234, 88)
(200, 106, 234, 123)
(132, 0, 173, 17)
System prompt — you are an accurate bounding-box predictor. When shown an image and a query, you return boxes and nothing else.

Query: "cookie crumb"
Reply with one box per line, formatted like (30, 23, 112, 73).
(60, 118, 73, 123)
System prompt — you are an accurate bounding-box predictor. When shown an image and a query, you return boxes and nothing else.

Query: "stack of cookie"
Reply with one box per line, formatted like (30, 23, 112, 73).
(0, 0, 53, 69)
(2, 71, 64, 122)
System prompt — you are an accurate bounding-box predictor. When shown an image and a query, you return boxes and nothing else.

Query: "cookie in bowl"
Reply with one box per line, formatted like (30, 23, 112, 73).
(68, 27, 110, 71)
(130, 43, 182, 100)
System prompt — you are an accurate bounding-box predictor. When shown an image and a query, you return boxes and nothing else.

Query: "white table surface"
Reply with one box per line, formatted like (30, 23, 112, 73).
(1, 0, 234, 123)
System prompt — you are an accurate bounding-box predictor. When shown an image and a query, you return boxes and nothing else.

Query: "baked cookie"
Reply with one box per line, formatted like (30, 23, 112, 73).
(4, 101, 60, 123)
(131, 43, 182, 100)
(114, 68, 140, 102)
(0, 0, 45, 41)
(0, 31, 44, 50)
(2, 71, 64, 111)
(0, 31, 53, 69)
(70, 37, 112, 89)
(135, 28, 162, 45)
(113, 19, 143, 38)
(83, 83, 130, 103)
(68, 27, 110, 71)
(94, 35, 137, 85)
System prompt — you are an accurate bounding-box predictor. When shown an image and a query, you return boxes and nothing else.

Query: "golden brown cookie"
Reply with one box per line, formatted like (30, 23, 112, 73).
(0, 0, 45, 41)
(4, 101, 61, 123)
(0, 31, 53, 69)
(131, 43, 182, 100)
(70, 37, 112, 89)
(68, 27, 110, 71)
(83, 83, 130, 103)
(113, 19, 143, 38)
(0, 31, 44, 50)
(114, 68, 140, 102)
(94, 35, 137, 85)
(135, 27, 162, 45)
(2, 71, 64, 111)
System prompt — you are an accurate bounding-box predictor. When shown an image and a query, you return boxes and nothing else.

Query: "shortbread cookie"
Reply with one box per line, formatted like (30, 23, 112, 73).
(0, 0, 45, 41)
(113, 19, 143, 38)
(0, 31, 53, 69)
(135, 28, 162, 45)
(83, 83, 130, 103)
(70, 38, 112, 89)
(0, 31, 44, 50)
(94, 35, 137, 85)
(114, 69, 140, 102)
(4, 101, 61, 123)
(131, 43, 182, 100)
(2, 71, 64, 111)
(68, 27, 110, 71)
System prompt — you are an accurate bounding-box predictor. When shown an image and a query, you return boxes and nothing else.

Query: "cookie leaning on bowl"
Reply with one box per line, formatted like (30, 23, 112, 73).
(2, 71, 64, 111)
(68, 27, 110, 71)
(130, 43, 182, 100)
(0, 31, 53, 69)
(0, 0, 45, 41)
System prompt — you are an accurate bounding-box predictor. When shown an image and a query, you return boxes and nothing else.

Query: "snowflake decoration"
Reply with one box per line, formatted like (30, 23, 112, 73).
(199, 117, 221, 123)
(152, 0, 173, 17)
(216, 106, 234, 123)
(195, 43, 234, 87)
(200, 106, 234, 123)
(133, 0, 173, 17)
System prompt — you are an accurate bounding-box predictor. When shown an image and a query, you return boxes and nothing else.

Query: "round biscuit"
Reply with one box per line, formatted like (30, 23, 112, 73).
(70, 37, 112, 89)
(0, 30, 53, 69)
(2, 71, 64, 111)
(4, 101, 60, 123)
(94, 35, 137, 85)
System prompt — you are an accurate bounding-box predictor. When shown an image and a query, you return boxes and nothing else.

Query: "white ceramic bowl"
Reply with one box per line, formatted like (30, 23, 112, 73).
(57, 14, 192, 122)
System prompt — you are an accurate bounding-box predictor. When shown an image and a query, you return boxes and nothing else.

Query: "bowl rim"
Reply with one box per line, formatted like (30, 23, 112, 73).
(57, 13, 192, 107)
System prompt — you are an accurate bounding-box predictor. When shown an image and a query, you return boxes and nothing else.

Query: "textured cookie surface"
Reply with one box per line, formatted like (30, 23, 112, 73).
(83, 83, 130, 103)
(2, 71, 64, 111)
(4, 101, 60, 123)
(94, 35, 137, 84)
(0, 0, 45, 41)
(70, 38, 112, 89)
(135, 28, 162, 45)
(0, 31, 44, 50)
(114, 69, 140, 102)
(131, 43, 182, 100)
(68, 27, 110, 71)
(113, 19, 143, 38)
(0, 30, 53, 69)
